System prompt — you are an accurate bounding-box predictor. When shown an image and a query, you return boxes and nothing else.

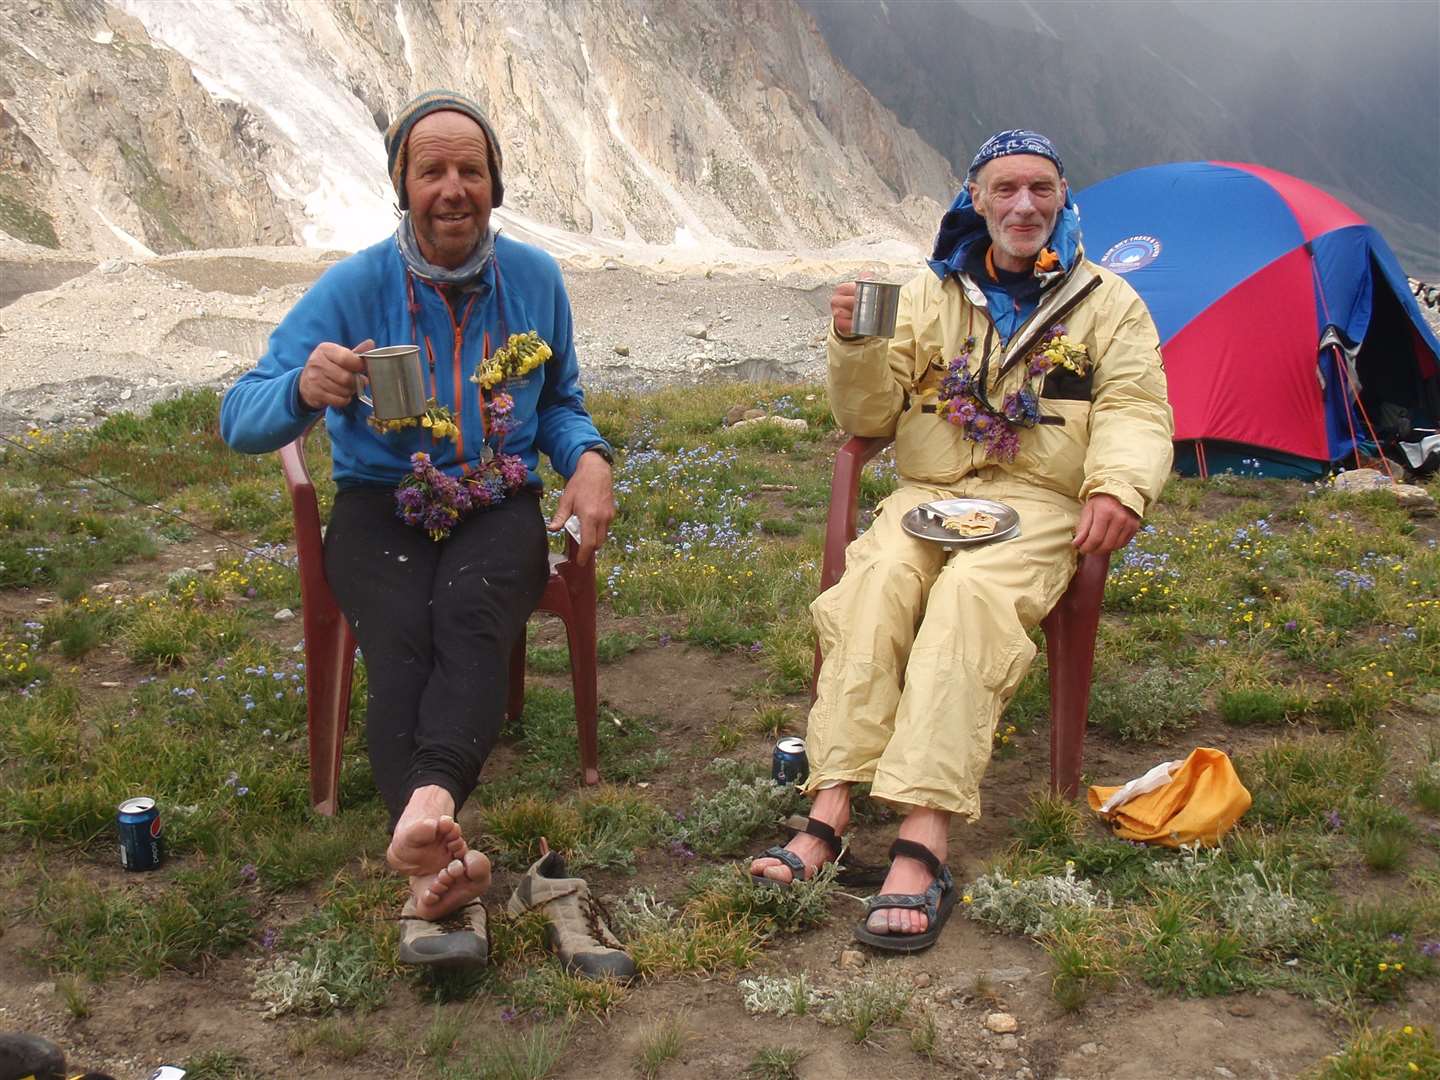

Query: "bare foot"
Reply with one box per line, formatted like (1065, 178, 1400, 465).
(412, 849, 492, 921)
(750, 784, 851, 885)
(387, 812, 466, 876)
(865, 807, 950, 936)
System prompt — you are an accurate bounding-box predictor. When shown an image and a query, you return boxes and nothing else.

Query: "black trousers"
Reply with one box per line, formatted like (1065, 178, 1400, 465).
(324, 486, 549, 826)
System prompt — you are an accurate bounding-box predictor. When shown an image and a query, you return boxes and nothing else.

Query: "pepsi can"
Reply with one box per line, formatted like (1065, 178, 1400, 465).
(772, 737, 809, 786)
(117, 796, 163, 871)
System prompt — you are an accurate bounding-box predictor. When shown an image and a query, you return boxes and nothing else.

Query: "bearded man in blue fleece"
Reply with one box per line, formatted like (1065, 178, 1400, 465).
(221, 91, 614, 958)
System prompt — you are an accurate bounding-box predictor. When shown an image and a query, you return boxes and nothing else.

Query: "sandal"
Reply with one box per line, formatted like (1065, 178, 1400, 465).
(750, 816, 845, 888)
(851, 838, 956, 953)
(398, 896, 489, 969)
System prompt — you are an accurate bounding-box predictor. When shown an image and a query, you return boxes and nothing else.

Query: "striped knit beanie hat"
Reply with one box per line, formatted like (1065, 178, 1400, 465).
(384, 89, 504, 210)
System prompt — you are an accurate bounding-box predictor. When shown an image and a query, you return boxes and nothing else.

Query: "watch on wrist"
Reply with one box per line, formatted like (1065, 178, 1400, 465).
(584, 444, 614, 465)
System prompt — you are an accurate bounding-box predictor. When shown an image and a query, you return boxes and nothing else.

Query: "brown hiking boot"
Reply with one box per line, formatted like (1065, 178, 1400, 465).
(506, 850, 636, 981)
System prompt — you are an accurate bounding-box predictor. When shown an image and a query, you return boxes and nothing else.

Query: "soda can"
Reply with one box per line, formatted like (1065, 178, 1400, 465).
(148, 1068, 187, 1080)
(771, 737, 809, 786)
(117, 796, 164, 871)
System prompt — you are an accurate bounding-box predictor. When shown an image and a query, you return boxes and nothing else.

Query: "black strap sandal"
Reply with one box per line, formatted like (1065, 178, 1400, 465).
(852, 838, 957, 953)
(778, 814, 886, 886)
(749, 816, 845, 888)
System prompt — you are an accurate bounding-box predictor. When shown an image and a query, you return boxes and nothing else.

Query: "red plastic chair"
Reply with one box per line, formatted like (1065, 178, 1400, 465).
(279, 424, 600, 816)
(817, 436, 1109, 799)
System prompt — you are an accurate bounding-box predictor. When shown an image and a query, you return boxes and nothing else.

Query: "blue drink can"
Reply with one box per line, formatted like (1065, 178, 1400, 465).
(117, 796, 163, 871)
(772, 737, 809, 786)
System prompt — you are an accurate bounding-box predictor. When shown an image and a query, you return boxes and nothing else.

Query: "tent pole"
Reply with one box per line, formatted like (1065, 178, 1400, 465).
(1195, 439, 1209, 479)
(1310, 254, 1396, 482)
(1330, 342, 1397, 483)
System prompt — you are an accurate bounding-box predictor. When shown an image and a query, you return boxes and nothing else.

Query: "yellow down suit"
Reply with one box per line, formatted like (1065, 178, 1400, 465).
(805, 257, 1174, 818)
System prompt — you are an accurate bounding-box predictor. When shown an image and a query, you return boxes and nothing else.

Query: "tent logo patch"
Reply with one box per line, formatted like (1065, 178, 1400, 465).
(1100, 235, 1162, 273)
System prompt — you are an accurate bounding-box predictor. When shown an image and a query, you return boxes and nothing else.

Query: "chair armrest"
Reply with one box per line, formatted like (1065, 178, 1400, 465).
(820, 435, 894, 594)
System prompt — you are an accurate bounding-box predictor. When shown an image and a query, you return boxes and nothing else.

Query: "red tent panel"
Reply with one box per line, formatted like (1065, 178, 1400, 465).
(1163, 247, 1329, 460)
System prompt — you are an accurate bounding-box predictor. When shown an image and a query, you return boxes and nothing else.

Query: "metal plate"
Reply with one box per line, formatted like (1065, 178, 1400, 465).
(901, 498, 1020, 548)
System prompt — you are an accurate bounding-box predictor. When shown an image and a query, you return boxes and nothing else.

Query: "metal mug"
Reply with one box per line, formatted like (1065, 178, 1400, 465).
(851, 280, 901, 338)
(355, 345, 426, 420)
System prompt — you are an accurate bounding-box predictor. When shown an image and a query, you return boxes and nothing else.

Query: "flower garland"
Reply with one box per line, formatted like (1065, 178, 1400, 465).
(381, 331, 552, 540)
(936, 324, 1090, 463)
(471, 330, 552, 390)
(368, 400, 458, 439)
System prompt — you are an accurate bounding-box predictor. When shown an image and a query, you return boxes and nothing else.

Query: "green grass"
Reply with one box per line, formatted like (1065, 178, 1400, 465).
(634, 1012, 689, 1078)
(744, 1046, 806, 1080)
(3, 385, 1439, 1073)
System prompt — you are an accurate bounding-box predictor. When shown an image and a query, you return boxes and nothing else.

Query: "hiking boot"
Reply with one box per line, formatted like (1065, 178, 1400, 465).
(506, 850, 636, 981)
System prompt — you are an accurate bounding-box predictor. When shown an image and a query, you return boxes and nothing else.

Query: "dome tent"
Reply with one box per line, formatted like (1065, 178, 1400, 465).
(1075, 161, 1440, 477)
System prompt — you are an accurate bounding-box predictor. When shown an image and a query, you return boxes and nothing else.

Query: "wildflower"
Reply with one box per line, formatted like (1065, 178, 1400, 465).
(260, 927, 278, 949)
(500, 1006, 519, 1023)
(1405, 1026, 1415, 1035)
(1324, 809, 1343, 830)
(240, 863, 258, 884)
(1379, 962, 1389, 971)
(962, 894, 973, 904)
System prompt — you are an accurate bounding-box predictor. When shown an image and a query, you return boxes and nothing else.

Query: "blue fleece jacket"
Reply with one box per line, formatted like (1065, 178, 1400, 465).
(926, 186, 1082, 344)
(219, 233, 609, 488)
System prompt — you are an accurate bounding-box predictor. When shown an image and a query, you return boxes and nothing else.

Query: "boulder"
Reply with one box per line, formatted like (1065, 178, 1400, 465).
(1333, 468, 1389, 492)
(1392, 483, 1436, 513)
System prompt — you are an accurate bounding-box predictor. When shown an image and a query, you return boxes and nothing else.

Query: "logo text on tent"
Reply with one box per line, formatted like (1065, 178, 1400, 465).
(1100, 235, 1162, 273)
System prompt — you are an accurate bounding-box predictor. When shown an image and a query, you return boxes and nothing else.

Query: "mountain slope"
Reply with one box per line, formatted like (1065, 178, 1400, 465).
(0, 0, 958, 258)
(800, 0, 1439, 277)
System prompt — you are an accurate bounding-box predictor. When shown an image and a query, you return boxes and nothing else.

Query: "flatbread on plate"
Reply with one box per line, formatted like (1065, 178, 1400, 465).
(941, 509, 997, 537)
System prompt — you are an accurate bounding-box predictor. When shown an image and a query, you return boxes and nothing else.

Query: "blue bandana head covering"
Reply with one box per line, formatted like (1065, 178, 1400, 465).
(968, 129, 1064, 181)
(384, 89, 504, 210)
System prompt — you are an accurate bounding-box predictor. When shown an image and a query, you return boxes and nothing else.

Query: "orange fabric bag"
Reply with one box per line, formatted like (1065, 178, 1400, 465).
(1087, 747, 1252, 847)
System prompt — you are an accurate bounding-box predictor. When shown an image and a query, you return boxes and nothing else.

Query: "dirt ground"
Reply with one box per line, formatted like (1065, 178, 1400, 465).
(4, 537, 1431, 1080)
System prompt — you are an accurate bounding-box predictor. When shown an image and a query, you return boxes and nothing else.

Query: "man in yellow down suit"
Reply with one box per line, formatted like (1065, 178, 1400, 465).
(750, 130, 1174, 951)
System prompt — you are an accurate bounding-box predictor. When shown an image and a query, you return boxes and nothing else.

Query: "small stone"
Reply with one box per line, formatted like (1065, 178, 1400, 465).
(839, 948, 865, 971)
(196, 562, 215, 572)
(273, 608, 295, 621)
(1226, 1001, 1254, 1017)
(684, 322, 708, 340)
(997, 1035, 1019, 1051)
(1214, 1068, 1236, 1079)
(780, 313, 790, 321)
(991, 967, 1032, 982)
(120, 387, 133, 400)
(985, 1012, 1018, 1034)
(131, 307, 147, 320)
(613, 344, 630, 357)
(912, 972, 931, 989)
(603, 259, 620, 270)
(743, 408, 766, 420)
(1079, 1043, 1099, 1056)
(99, 258, 127, 274)
(99, 681, 121, 688)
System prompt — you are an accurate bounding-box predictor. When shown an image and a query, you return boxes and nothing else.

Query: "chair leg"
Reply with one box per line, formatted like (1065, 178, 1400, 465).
(565, 585, 600, 787)
(507, 633, 527, 728)
(553, 553, 601, 787)
(305, 609, 355, 817)
(1046, 621, 1085, 800)
(1046, 555, 1108, 800)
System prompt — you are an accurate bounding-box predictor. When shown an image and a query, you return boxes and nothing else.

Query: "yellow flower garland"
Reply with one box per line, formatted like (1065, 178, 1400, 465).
(471, 331, 552, 390)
